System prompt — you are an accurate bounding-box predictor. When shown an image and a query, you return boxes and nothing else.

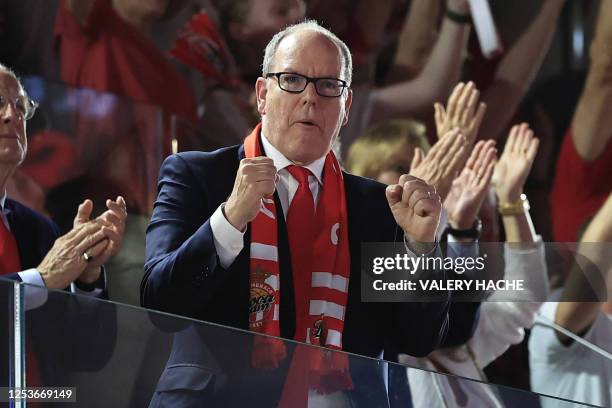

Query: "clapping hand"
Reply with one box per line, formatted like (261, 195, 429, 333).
(434, 82, 487, 150)
(74, 196, 127, 284)
(409, 128, 466, 200)
(445, 140, 497, 230)
(492, 123, 539, 203)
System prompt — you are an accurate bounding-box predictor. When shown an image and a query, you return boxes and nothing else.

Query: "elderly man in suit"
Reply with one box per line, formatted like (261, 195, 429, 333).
(0, 62, 126, 296)
(143, 21, 456, 406)
(0, 63, 125, 389)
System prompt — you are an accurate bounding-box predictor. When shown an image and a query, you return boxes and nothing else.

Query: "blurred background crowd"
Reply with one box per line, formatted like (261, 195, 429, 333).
(1, 0, 611, 406)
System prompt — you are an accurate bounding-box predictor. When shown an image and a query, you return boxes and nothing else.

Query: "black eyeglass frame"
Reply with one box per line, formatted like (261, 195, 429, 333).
(265, 72, 349, 98)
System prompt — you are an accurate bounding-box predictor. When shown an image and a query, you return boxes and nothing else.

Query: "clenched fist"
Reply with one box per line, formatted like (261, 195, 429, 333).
(386, 174, 442, 244)
(225, 157, 278, 231)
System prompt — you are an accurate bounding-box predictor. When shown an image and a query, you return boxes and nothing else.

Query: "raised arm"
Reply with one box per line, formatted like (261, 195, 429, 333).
(493, 123, 539, 243)
(352, 0, 396, 55)
(479, 0, 567, 141)
(386, 0, 442, 82)
(368, 0, 470, 123)
(569, 0, 612, 161)
(460, 124, 547, 368)
(555, 193, 612, 343)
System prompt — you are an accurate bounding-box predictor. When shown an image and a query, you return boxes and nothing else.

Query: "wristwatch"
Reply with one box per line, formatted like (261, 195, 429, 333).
(446, 218, 482, 239)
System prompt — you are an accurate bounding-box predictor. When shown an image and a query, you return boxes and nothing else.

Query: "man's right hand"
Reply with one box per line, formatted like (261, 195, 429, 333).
(225, 157, 277, 231)
(37, 221, 109, 290)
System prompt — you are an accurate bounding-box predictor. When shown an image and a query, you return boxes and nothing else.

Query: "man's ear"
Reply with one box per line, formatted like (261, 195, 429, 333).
(342, 88, 353, 126)
(255, 77, 268, 115)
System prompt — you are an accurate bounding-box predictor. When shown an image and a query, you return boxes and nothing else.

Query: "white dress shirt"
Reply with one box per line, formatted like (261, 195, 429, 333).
(210, 135, 353, 407)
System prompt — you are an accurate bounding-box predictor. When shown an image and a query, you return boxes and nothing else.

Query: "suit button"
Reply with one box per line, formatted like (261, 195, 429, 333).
(203, 266, 210, 278)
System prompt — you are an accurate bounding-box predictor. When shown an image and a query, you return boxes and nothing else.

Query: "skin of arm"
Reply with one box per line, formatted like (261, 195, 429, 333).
(352, 0, 396, 53)
(479, 0, 566, 142)
(555, 193, 612, 343)
(492, 123, 540, 243)
(368, 0, 471, 123)
(386, 0, 442, 82)
(568, 0, 612, 162)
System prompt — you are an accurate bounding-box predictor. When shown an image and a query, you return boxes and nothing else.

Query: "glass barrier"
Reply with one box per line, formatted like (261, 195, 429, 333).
(8, 76, 164, 308)
(18, 76, 163, 220)
(0, 277, 600, 408)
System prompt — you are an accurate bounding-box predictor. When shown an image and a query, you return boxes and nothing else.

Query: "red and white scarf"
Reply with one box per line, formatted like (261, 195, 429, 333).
(244, 124, 353, 400)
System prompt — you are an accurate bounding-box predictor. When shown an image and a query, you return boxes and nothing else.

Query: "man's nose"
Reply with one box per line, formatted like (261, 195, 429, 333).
(302, 82, 319, 104)
(1, 103, 17, 124)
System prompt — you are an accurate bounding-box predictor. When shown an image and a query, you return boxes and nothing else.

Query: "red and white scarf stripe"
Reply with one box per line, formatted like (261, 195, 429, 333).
(244, 124, 353, 400)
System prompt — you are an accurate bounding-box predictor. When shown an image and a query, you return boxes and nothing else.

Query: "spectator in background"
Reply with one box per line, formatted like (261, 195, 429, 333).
(530, 193, 612, 407)
(401, 124, 547, 408)
(550, 0, 612, 242)
(167, 0, 306, 150)
(0, 63, 126, 299)
(0, 62, 122, 388)
(338, 0, 473, 159)
(345, 118, 430, 184)
(55, 0, 197, 151)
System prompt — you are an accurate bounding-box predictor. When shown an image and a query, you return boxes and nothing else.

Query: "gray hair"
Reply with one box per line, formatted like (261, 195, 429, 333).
(0, 62, 37, 119)
(0, 63, 19, 83)
(262, 20, 353, 87)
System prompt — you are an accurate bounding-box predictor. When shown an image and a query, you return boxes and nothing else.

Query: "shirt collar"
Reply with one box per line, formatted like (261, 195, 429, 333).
(261, 132, 326, 185)
(1, 191, 6, 210)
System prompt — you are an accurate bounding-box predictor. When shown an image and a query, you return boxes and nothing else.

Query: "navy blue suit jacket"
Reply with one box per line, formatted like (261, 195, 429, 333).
(0, 198, 115, 387)
(142, 146, 452, 406)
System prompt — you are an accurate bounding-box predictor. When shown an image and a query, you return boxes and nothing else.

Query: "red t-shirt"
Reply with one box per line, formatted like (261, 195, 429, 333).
(550, 129, 612, 242)
(54, 0, 197, 145)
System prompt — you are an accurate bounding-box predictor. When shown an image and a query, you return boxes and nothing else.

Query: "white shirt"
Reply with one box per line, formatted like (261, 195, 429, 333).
(210, 133, 326, 269)
(529, 290, 612, 407)
(402, 238, 548, 408)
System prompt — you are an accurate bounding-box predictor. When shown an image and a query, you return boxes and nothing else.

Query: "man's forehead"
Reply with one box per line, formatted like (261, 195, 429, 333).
(0, 71, 24, 96)
(273, 30, 343, 74)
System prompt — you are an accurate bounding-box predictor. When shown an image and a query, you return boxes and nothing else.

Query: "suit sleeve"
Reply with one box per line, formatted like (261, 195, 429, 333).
(141, 154, 230, 318)
(384, 245, 451, 357)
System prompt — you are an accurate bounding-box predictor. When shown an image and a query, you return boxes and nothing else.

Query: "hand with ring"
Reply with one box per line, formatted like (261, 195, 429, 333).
(73, 196, 128, 284)
(37, 220, 109, 290)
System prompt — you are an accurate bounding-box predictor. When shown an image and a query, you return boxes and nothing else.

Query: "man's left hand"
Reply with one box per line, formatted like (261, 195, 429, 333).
(386, 175, 441, 243)
(73, 196, 127, 284)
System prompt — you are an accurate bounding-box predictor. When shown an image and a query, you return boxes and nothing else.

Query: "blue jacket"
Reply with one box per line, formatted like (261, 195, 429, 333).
(0, 198, 116, 388)
(142, 145, 454, 406)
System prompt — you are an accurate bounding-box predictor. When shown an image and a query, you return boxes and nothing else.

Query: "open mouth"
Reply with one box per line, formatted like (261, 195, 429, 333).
(296, 120, 318, 128)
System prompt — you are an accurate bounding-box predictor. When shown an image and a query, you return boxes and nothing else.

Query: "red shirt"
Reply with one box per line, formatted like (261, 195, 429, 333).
(550, 129, 612, 242)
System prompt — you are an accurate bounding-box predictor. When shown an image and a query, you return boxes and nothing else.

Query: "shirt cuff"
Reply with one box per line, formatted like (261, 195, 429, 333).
(210, 203, 245, 269)
(403, 234, 438, 256)
(17, 269, 48, 311)
(70, 268, 106, 297)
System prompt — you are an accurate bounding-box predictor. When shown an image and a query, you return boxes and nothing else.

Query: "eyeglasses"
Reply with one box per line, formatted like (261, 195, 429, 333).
(0, 94, 38, 121)
(266, 72, 348, 98)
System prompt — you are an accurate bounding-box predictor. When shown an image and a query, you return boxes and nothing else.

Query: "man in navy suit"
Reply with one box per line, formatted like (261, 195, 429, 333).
(0, 63, 125, 387)
(0, 62, 127, 295)
(143, 21, 452, 406)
